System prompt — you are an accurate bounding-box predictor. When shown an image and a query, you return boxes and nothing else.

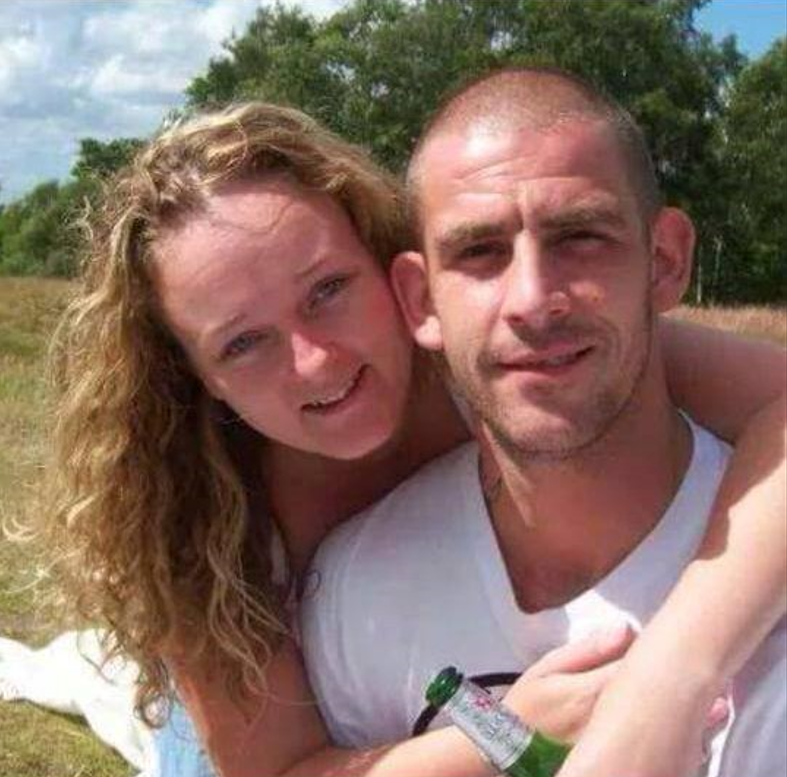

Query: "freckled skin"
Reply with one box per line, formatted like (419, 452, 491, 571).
(154, 177, 414, 460)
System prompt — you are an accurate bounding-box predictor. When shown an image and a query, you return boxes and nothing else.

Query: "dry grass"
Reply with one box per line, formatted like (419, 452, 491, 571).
(670, 304, 787, 345)
(0, 278, 73, 643)
(0, 277, 131, 777)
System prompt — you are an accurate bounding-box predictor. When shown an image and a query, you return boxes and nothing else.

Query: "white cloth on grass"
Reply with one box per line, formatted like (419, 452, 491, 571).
(0, 629, 156, 777)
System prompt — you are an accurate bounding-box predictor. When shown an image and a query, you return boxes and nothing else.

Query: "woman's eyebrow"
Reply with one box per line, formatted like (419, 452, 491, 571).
(202, 311, 250, 347)
(295, 255, 328, 281)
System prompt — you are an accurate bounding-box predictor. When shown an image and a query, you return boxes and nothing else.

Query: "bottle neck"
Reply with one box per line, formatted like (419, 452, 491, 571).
(443, 677, 534, 773)
(426, 669, 571, 777)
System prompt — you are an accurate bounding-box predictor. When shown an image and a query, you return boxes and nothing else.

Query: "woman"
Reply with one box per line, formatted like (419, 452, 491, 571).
(44, 102, 786, 777)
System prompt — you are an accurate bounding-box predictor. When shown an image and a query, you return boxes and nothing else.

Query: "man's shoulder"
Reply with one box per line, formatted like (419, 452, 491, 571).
(309, 440, 480, 580)
(655, 417, 731, 551)
(299, 441, 487, 746)
(684, 416, 732, 493)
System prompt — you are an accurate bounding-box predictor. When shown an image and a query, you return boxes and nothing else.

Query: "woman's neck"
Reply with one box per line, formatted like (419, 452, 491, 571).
(263, 367, 470, 575)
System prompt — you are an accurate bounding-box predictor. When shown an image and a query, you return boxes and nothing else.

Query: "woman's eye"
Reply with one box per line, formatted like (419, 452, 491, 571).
(220, 331, 266, 362)
(310, 275, 351, 308)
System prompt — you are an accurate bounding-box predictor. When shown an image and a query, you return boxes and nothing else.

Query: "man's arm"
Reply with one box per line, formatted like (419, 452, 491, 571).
(557, 317, 787, 776)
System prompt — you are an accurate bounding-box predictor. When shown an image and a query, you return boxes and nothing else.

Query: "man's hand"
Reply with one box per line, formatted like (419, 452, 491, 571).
(503, 625, 636, 744)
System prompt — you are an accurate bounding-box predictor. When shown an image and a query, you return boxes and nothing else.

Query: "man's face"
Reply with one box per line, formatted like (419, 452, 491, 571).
(396, 119, 686, 460)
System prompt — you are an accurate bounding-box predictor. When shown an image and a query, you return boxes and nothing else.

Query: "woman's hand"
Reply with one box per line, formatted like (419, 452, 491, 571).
(553, 641, 730, 777)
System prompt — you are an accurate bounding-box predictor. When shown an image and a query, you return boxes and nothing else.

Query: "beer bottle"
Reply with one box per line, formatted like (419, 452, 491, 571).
(425, 666, 570, 777)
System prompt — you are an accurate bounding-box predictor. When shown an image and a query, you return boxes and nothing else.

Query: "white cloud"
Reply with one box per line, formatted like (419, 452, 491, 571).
(196, 0, 263, 49)
(0, 37, 37, 91)
(89, 55, 189, 98)
(0, 17, 51, 95)
(0, 0, 373, 203)
(0, 0, 285, 203)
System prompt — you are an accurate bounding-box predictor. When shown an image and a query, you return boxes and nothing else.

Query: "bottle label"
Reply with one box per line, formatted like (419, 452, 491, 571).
(445, 678, 532, 771)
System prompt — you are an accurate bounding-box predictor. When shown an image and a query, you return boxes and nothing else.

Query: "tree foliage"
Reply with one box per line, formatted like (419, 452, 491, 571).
(714, 38, 787, 302)
(1, 0, 784, 302)
(71, 138, 145, 183)
(0, 138, 141, 277)
(0, 179, 85, 276)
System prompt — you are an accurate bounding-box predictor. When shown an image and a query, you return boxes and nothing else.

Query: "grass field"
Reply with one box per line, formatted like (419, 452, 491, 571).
(670, 304, 787, 345)
(0, 277, 784, 776)
(0, 278, 131, 777)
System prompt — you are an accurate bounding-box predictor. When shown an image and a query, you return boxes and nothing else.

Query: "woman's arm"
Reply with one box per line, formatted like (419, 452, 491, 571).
(662, 315, 786, 441)
(662, 316, 787, 673)
(170, 629, 634, 777)
(557, 317, 787, 777)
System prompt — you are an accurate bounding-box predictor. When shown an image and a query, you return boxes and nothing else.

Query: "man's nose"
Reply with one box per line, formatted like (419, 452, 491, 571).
(500, 238, 571, 329)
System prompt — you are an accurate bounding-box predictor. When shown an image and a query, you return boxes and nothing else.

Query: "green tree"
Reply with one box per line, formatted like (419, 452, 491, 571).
(0, 180, 87, 276)
(71, 137, 144, 182)
(0, 181, 61, 275)
(0, 137, 142, 276)
(3, 0, 784, 301)
(715, 38, 787, 303)
(186, 4, 335, 108)
(185, 0, 739, 179)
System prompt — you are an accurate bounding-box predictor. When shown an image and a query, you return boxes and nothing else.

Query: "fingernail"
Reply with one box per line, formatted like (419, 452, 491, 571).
(594, 623, 631, 648)
(707, 696, 730, 728)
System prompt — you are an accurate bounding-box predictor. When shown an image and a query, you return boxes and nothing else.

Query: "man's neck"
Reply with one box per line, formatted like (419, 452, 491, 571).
(484, 369, 693, 613)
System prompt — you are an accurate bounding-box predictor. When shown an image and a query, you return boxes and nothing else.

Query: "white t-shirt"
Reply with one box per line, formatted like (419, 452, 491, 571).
(301, 423, 786, 776)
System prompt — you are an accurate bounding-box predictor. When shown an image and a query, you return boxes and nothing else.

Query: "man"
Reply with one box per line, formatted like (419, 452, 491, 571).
(300, 67, 785, 776)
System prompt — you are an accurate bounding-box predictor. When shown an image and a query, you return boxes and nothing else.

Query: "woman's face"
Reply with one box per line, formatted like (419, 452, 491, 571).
(153, 177, 413, 460)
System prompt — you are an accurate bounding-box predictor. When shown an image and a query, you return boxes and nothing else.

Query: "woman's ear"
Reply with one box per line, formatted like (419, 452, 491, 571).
(390, 251, 444, 351)
(650, 207, 695, 313)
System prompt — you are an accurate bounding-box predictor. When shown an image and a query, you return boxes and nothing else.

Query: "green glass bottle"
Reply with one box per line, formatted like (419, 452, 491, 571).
(425, 666, 571, 777)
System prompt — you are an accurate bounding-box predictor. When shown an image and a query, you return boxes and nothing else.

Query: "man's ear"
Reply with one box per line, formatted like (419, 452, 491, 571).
(649, 207, 695, 313)
(390, 251, 444, 351)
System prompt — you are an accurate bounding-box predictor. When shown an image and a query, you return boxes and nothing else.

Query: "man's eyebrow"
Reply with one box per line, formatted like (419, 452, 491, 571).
(434, 220, 510, 254)
(538, 204, 627, 232)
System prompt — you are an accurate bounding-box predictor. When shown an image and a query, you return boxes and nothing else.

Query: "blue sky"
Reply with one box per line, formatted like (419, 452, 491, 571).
(696, 0, 786, 57)
(1, 0, 785, 204)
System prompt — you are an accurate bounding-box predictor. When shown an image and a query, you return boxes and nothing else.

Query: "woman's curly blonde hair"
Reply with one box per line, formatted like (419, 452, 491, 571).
(42, 102, 407, 723)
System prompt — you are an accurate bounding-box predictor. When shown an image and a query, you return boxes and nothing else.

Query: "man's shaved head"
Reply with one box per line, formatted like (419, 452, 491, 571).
(406, 67, 661, 238)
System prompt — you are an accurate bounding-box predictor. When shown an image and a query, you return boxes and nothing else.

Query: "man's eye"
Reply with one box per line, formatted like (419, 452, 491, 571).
(560, 230, 605, 245)
(310, 275, 351, 308)
(220, 331, 266, 361)
(458, 241, 508, 261)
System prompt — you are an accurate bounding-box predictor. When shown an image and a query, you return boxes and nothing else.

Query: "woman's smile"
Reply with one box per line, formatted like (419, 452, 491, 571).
(155, 176, 414, 460)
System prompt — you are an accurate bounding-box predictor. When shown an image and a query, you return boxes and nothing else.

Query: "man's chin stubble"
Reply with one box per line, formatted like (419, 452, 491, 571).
(476, 329, 654, 467)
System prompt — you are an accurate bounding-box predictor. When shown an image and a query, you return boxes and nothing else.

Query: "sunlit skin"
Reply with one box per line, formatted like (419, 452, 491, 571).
(140, 116, 785, 777)
(393, 116, 696, 607)
(396, 118, 693, 461)
(153, 177, 414, 461)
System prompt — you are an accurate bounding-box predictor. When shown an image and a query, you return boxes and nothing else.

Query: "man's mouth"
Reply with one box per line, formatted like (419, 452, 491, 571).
(501, 345, 595, 372)
(302, 366, 366, 412)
